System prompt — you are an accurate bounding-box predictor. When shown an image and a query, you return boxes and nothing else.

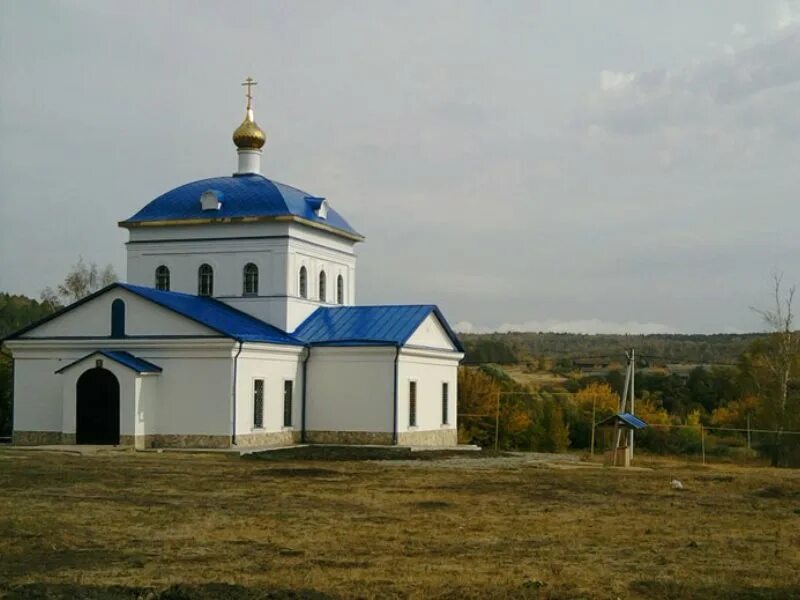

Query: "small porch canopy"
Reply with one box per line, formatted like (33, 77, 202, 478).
(55, 349, 162, 375)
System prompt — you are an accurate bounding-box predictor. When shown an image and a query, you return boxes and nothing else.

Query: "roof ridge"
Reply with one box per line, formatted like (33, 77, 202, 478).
(268, 177, 315, 196)
(119, 282, 197, 299)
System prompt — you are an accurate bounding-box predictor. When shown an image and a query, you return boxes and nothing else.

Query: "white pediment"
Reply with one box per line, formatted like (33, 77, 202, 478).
(19, 288, 219, 339)
(405, 313, 457, 351)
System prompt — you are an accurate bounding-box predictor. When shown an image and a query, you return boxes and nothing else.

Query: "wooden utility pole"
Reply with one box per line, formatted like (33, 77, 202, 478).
(494, 393, 500, 452)
(590, 396, 597, 456)
(629, 348, 636, 458)
(615, 352, 632, 453)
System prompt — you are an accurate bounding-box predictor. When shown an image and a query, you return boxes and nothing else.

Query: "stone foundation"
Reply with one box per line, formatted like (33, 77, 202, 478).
(13, 431, 64, 445)
(397, 428, 458, 447)
(236, 430, 299, 447)
(14, 431, 137, 447)
(142, 434, 232, 449)
(305, 430, 394, 445)
(13, 429, 458, 449)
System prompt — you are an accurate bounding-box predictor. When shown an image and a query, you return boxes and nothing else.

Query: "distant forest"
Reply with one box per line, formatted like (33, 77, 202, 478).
(460, 332, 763, 366)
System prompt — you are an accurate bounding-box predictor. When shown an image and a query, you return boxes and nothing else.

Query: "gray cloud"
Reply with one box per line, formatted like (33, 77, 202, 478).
(1, 1, 798, 334)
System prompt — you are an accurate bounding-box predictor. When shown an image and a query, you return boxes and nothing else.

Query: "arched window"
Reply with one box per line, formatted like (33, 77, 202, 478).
(111, 299, 125, 338)
(155, 265, 170, 291)
(299, 266, 308, 299)
(198, 264, 213, 297)
(336, 274, 344, 305)
(318, 270, 327, 302)
(243, 263, 258, 296)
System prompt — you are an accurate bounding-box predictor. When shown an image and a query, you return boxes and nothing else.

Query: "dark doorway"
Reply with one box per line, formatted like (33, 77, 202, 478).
(76, 368, 120, 444)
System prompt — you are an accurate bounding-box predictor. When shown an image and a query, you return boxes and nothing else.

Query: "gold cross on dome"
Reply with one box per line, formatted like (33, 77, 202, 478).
(241, 77, 258, 109)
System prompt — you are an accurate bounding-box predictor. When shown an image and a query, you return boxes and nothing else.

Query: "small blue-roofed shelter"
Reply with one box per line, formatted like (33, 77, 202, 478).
(597, 412, 648, 467)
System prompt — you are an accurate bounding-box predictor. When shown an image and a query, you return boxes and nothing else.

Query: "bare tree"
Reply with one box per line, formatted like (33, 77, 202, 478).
(40, 258, 118, 308)
(750, 273, 800, 465)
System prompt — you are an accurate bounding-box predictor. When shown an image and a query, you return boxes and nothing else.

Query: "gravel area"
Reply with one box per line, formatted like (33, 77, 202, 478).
(371, 451, 592, 470)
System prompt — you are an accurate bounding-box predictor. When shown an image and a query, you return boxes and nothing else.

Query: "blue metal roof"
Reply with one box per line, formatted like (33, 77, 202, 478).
(56, 350, 162, 374)
(619, 412, 647, 429)
(118, 284, 303, 345)
(293, 305, 464, 351)
(597, 412, 648, 429)
(120, 174, 362, 239)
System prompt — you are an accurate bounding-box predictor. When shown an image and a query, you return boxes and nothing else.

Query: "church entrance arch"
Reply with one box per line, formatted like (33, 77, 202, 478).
(76, 367, 120, 445)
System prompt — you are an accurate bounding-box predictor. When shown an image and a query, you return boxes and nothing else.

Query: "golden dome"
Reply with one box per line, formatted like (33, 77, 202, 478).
(233, 108, 266, 150)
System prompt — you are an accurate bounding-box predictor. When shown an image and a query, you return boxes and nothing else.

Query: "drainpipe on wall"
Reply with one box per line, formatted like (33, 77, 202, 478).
(301, 346, 311, 444)
(8, 354, 14, 443)
(392, 345, 401, 446)
(231, 340, 243, 446)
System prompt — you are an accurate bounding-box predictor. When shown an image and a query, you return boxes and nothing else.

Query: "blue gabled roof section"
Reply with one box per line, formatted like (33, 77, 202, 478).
(3, 282, 462, 353)
(293, 305, 464, 352)
(117, 284, 303, 345)
(119, 174, 362, 240)
(2, 282, 303, 345)
(55, 350, 162, 374)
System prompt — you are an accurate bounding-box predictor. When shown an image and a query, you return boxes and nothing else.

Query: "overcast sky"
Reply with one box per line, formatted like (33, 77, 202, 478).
(1, 1, 799, 334)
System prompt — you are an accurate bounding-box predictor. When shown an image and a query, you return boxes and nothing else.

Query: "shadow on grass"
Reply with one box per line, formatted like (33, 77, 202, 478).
(0, 583, 333, 600)
(244, 445, 507, 462)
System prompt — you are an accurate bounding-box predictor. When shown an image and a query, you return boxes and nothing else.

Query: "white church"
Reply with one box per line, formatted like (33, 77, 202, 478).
(3, 80, 464, 449)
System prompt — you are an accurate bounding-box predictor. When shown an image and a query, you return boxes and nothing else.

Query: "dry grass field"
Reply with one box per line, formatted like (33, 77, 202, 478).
(502, 366, 569, 389)
(1, 448, 799, 600)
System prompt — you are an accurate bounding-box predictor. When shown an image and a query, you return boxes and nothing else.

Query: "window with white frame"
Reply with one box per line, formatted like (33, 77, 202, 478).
(253, 379, 264, 429)
(336, 274, 344, 304)
(409, 381, 417, 427)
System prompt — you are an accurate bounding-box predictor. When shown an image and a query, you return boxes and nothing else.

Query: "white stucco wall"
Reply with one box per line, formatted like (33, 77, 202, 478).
(12, 355, 64, 433)
(137, 374, 159, 439)
(305, 346, 396, 433)
(396, 348, 460, 434)
(143, 350, 234, 435)
(125, 221, 358, 331)
(234, 343, 305, 437)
